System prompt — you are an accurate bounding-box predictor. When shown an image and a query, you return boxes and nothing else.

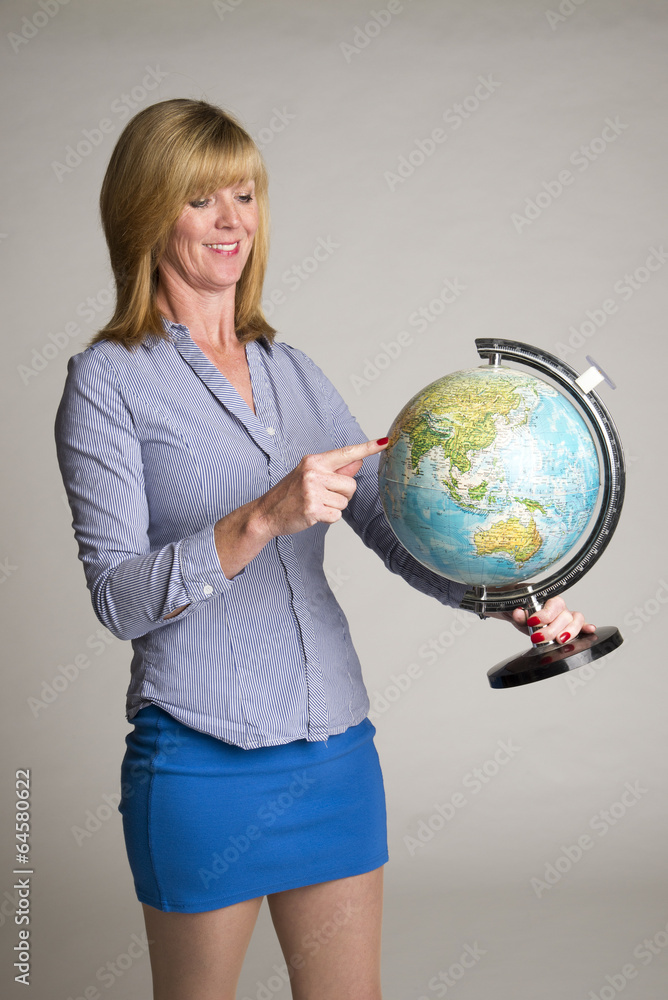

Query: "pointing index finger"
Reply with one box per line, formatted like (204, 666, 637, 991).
(320, 437, 389, 470)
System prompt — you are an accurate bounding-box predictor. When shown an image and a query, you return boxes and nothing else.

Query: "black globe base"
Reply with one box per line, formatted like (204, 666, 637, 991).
(487, 626, 623, 689)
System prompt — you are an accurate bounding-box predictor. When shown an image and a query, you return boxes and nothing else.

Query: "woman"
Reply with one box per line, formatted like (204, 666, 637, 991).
(55, 98, 593, 1000)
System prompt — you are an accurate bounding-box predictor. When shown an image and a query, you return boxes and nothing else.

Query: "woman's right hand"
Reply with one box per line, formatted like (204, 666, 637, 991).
(212, 438, 389, 583)
(254, 438, 390, 539)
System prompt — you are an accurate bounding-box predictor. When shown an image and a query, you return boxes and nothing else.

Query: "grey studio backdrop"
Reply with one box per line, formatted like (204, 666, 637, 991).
(2, 0, 666, 998)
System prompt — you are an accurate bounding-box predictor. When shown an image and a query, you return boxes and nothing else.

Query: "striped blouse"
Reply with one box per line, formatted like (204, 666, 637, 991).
(55, 317, 466, 749)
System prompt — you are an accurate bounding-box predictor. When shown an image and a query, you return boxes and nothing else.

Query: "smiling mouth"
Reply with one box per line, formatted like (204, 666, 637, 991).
(204, 242, 239, 252)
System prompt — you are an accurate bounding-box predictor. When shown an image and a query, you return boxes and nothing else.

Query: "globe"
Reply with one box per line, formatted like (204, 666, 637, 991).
(378, 364, 601, 589)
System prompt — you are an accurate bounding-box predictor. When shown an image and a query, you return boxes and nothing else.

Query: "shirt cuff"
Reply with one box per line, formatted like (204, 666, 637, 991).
(177, 523, 243, 604)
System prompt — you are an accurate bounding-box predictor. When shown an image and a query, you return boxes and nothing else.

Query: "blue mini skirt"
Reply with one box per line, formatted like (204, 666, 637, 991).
(118, 704, 388, 913)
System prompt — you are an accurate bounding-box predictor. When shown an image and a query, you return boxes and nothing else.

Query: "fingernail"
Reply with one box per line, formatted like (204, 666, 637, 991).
(376, 437, 389, 445)
(558, 632, 571, 643)
(530, 632, 545, 644)
(527, 615, 541, 627)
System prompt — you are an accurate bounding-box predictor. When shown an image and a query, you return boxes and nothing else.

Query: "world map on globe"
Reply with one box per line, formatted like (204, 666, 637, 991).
(378, 365, 600, 587)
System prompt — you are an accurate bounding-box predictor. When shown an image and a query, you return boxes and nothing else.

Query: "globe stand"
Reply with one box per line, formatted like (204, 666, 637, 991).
(457, 340, 626, 688)
(487, 625, 623, 689)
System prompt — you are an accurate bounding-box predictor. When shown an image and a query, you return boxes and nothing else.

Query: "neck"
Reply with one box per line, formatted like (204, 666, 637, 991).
(156, 272, 239, 354)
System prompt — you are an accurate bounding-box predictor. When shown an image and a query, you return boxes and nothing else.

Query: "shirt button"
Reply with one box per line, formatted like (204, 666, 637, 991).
(203, 584, 214, 596)
(266, 426, 275, 435)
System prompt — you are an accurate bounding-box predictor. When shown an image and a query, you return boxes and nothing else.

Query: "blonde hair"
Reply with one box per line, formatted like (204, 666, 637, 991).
(91, 98, 274, 349)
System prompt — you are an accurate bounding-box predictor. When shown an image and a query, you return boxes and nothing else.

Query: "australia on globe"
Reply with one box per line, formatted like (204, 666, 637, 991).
(378, 365, 601, 587)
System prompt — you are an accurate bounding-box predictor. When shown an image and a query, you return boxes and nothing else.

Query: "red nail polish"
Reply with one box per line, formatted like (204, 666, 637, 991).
(530, 632, 545, 644)
(527, 615, 541, 627)
(376, 437, 389, 445)
(558, 632, 571, 643)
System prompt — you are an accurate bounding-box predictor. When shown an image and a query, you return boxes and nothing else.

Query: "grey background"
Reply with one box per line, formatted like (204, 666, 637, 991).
(2, 0, 667, 997)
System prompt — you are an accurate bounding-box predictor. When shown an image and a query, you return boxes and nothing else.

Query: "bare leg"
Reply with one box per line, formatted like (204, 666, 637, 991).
(141, 896, 263, 1000)
(266, 867, 384, 1000)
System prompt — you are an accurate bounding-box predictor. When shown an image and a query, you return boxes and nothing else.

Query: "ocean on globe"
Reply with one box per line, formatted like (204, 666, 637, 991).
(378, 365, 600, 587)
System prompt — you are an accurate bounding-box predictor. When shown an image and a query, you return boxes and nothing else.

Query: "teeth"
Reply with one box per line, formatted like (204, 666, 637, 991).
(205, 243, 238, 250)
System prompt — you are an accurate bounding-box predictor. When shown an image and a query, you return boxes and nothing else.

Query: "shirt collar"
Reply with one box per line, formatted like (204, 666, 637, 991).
(156, 315, 274, 355)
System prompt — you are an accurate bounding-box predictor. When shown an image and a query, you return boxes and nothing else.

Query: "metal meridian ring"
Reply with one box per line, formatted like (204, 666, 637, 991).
(459, 338, 626, 616)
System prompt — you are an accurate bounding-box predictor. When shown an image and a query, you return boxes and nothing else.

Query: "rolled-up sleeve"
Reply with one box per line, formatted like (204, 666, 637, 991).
(55, 348, 236, 640)
(306, 354, 468, 610)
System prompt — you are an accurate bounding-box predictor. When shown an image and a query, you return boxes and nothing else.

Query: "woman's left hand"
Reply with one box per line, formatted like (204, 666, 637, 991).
(487, 595, 597, 645)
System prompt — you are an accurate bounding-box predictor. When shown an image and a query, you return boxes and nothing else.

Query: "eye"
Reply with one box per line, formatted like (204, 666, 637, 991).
(188, 198, 210, 209)
(237, 193, 254, 203)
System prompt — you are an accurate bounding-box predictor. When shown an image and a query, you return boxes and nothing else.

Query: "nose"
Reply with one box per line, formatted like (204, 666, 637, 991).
(214, 193, 241, 230)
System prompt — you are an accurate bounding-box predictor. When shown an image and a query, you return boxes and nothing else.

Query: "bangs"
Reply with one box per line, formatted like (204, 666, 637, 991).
(181, 123, 266, 203)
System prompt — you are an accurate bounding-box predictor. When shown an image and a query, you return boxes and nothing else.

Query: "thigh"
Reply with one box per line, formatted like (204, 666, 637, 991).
(141, 896, 263, 1000)
(266, 866, 385, 1000)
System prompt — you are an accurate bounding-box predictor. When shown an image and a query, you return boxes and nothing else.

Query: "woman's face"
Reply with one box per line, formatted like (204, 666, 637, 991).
(159, 180, 259, 297)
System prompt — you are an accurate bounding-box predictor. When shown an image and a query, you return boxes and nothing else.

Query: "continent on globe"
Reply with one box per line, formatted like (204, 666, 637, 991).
(473, 516, 542, 565)
(402, 371, 528, 510)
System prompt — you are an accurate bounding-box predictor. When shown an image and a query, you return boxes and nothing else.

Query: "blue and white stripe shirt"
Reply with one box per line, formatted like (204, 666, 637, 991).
(55, 318, 466, 748)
